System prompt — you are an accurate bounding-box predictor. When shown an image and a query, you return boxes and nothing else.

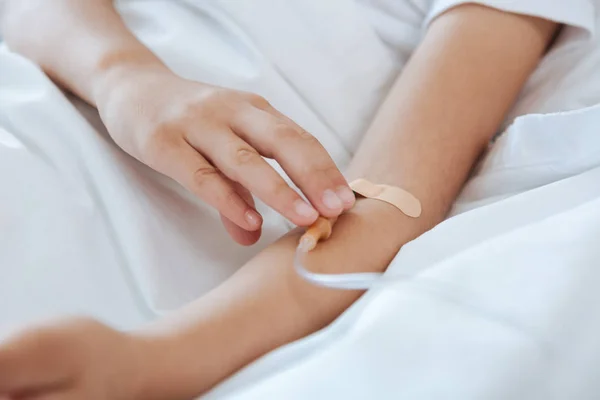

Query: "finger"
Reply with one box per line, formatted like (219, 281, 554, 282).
(220, 183, 261, 246)
(258, 106, 356, 212)
(232, 106, 355, 217)
(145, 136, 263, 233)
(0, 328, 73, 395)
(187, 131, 320, 227)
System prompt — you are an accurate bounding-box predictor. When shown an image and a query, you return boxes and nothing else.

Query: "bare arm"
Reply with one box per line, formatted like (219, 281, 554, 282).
(1, 0, 156, 103)
(0, 4, 558, 399)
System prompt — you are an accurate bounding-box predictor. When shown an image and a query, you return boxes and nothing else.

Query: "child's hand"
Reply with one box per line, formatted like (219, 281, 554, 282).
(0, 318, 150, 400)
(95, 67, 355, 245)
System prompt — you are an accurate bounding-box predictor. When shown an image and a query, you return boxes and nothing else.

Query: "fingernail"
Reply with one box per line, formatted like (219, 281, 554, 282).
(245, 210, 262, 228)
(294, 199, 318, 219)
(322, 189, 343, 210)
(336, 186, 355, 206)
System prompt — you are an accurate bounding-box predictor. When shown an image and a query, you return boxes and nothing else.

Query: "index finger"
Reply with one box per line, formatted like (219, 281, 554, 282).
(232, 107, 355, 218)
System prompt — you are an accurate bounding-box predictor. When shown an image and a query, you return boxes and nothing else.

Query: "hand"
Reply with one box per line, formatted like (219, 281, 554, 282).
(95, 66, 355, 245)
(0, 318, 151, 400)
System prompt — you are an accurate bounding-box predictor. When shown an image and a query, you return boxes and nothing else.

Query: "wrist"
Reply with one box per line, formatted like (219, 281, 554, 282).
(90, 48, 171, 107)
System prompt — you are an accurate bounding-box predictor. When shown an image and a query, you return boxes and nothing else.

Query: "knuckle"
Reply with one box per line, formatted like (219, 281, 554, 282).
(179, 101, 203, 120)
(268, 179, 291, 199)
(150, 122, 177, 143)
(191, 88, 237, 119)
(273, 122, 299, 140)
(193, 166, 220, 188)
(245, 93, 270, 108)
(232, 146, 260, 166)
(312, 163, 340, 178)
(297, 128, 316, 142)
(180, 100, 220, 123)
(141, 123, 179, 165)
(222, 188, 243, 209)
(198, 87, 231, 103)
(199, 88, 239, 111)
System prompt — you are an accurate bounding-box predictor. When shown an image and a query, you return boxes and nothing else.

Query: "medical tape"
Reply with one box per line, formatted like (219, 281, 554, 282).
(349, 178, 421, 218)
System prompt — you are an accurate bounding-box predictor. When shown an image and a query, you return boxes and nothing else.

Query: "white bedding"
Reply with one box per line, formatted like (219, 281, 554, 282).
(206, 104, 600, 399)
(1, 0, 600, 398)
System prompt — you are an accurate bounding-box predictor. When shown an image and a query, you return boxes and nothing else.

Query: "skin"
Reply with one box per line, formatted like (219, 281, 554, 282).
(0, 0, 355, 246)
(0, 2, 558, 400)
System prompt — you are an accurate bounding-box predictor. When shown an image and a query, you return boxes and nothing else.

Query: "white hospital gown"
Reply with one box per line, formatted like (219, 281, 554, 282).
(1, 0, 599, 398)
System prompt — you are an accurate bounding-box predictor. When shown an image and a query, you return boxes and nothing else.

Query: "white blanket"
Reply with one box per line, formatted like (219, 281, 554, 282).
(206, 104, 600, 399)
(1, 0, 600, 398)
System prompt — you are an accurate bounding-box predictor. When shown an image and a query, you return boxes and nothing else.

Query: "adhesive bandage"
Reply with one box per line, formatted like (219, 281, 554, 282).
(349, 178, 421, 218)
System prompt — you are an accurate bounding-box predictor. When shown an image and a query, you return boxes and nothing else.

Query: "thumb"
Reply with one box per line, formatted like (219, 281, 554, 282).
(221, 183, 262, 246)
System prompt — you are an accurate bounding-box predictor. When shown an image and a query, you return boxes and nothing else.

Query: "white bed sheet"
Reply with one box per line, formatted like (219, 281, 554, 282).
(206, 104, 600, 399)
(1, 0, 600, 398)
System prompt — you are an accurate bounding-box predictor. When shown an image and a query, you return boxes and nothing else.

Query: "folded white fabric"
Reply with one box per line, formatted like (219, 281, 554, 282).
(207, 104, 600, 400)
(1, 0, 599, 397)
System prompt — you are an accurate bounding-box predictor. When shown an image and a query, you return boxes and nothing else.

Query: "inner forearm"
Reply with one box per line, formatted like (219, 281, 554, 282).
(347, 4, 558, 227)
(1, 0, 166, 104)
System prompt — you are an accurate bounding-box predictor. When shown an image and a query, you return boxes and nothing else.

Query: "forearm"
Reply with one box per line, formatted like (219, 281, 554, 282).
(134, 5, 558, 399)
(1, 0, 167, 104)
(347, 4, 558, 227)
(136, 198, 408, 399)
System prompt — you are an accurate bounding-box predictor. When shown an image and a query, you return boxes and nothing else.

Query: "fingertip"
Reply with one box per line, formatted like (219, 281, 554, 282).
(318, 189, 344, 216)
(336, 186, 356, 210)
(244, 210, 263, 231)
(293, 200, 318, 219)
(221, 214, 262, 245)
(290, 199, 322, 226)
(292, 215, 319, 228)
